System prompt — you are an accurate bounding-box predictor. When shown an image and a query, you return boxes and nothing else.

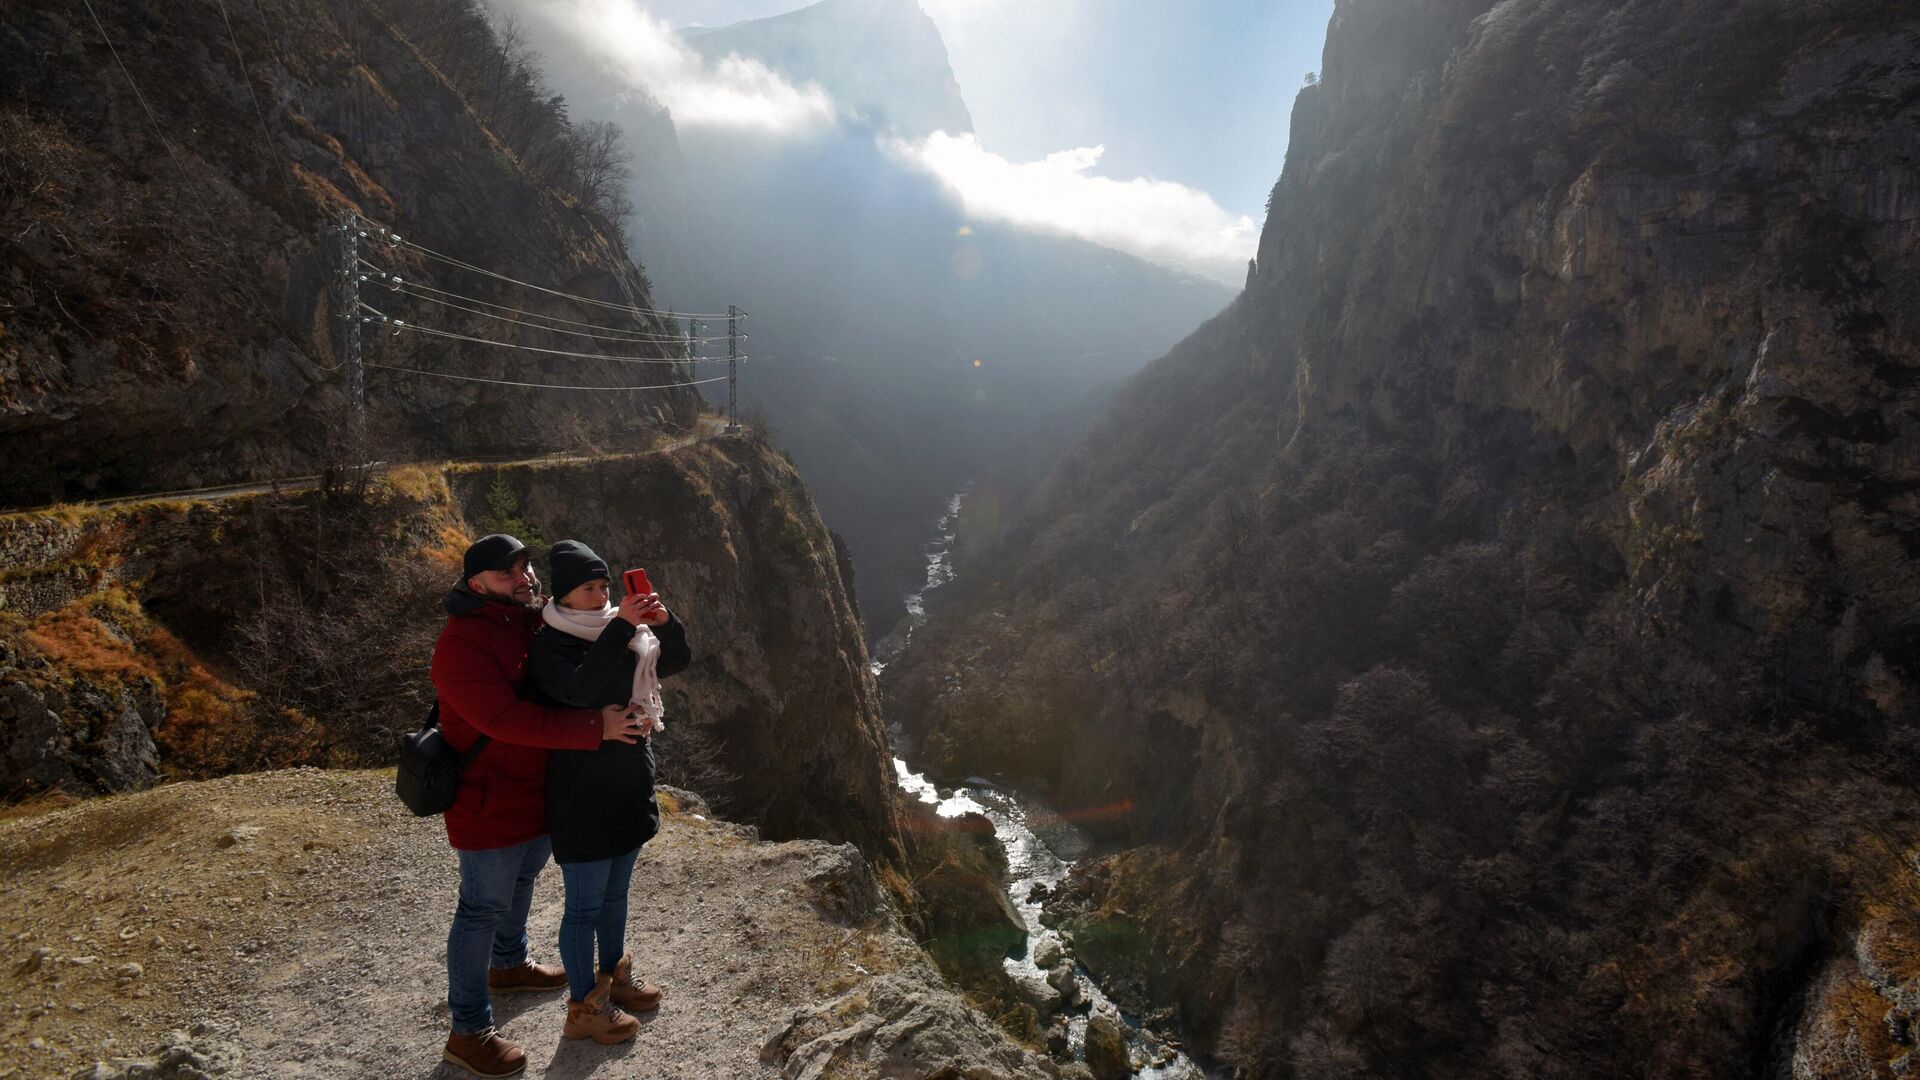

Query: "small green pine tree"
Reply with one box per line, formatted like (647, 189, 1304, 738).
(482, 475, 544, 547)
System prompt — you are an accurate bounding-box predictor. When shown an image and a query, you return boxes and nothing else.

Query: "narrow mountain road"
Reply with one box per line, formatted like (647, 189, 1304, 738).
(4, 418, 734, 519)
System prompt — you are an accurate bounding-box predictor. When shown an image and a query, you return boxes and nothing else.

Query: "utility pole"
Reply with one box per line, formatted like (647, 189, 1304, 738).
(337, 210, 364, 441)
(726, 304, 740, 433)
(684, 316, 696, 362)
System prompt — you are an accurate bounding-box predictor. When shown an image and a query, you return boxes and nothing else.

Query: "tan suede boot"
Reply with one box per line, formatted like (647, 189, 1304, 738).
(607, 953, 663, 1013)
(488, 959, 567, 994)
(563, 973, 639, 1045)
(443, 1026, 527, 1077)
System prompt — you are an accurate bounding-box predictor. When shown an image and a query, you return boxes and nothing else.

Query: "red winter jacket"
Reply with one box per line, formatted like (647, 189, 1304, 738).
(430, 587, 602, 850)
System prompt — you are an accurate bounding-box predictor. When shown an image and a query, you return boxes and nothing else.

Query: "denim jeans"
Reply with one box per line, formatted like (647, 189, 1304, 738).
(446, 836, 551, 1034)
(557, 846, 641, 1002)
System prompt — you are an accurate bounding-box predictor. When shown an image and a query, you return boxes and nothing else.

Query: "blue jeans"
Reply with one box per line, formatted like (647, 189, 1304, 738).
(446, 836, 551, 1034)
(557, 847, 641, 1002)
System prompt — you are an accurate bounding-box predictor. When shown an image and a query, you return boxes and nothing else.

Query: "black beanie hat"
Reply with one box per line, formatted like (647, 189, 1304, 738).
(462, 533, 528, 581)
(547, 539, 610, 601)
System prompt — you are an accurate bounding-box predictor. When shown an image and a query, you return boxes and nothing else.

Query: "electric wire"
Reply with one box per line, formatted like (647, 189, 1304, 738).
(354, 258, 736, 342)
(398, 238, 742, 319)
(355, 302, 741, 365)
(82, 0, 310, 355)
(80, 0, 190, 183)
(375, 276, 733, 345)
(366, 364, 727, 392)
(354, 213, 742, 320)
(214, 0, 285, 189)
(401, 320, 738, 364)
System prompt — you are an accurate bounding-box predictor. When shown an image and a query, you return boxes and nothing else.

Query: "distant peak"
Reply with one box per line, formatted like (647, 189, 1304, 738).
(679, 0, 972, 138)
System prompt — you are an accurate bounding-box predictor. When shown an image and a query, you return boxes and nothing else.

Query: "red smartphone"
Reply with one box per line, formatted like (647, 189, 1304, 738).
(623, 568, 653, 597)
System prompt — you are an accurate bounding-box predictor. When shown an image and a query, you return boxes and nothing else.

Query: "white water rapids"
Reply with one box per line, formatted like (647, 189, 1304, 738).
(878, 489, 1210, 1079)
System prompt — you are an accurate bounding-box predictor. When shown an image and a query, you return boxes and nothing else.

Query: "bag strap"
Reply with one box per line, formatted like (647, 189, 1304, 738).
(455, 733, 491, 770)
(427, 702, 491, 771)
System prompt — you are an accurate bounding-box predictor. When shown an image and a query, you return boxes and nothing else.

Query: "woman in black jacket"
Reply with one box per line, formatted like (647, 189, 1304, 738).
(526, 540, 691, 1046)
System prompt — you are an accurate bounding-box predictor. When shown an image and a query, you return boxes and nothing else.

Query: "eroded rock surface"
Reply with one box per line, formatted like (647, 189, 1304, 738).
(887, 1, 1920, 1075)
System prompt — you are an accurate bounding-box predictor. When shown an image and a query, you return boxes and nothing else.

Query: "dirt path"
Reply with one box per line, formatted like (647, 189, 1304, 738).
(0, 419, 728, 520)
(0, 769, 1065, 1080)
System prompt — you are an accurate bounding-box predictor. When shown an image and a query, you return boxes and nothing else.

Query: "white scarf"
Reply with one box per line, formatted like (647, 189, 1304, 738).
(540, 600, 666, 733)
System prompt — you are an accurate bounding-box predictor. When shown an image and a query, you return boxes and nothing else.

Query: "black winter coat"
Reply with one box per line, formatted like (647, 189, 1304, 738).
(527, 611, 691, 864)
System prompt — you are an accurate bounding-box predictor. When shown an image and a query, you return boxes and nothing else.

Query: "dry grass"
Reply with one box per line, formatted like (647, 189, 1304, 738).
(0, 789, 80, 825)
(377, 465, 449, 504)
(17, 589, 327, 778)
(24, 598, 163, 684)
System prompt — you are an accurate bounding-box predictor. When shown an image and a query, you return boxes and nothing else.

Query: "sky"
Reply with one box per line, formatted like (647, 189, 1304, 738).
(516, 0, 1336, 281)
(647, 0, 1336, 220)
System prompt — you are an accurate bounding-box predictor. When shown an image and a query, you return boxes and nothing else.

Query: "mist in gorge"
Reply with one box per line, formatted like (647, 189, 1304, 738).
(10, 0, 1908, 1076)
(484, 0, 1250, 636)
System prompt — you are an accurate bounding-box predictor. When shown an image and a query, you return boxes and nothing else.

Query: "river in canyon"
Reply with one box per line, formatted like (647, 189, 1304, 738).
(877, 489, 1211, 1080)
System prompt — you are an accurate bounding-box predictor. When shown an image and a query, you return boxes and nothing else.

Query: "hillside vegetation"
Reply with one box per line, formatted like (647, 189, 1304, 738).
(887, 0, 1920, 1074)
(0, 0, 697, 507)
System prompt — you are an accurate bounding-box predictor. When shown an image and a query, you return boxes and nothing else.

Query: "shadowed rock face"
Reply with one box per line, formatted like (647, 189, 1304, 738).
(448, 438, 904, 859)
(0, 436, 903, 868)
(0, 0, 699, 508)
(887, 0, 1920, 1074)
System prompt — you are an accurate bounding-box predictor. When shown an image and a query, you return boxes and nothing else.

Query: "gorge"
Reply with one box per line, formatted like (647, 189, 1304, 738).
(4, 0, 1918, 1077)
(885, 0, 1920, 1075)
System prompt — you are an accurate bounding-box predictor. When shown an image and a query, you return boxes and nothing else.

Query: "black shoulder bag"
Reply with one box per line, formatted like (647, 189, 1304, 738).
(395, 703, 490, 817)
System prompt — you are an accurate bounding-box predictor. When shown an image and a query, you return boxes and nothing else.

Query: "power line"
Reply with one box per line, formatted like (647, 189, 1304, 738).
(80, 0, 189, 181)
(354, 214, 741, 320)
(353, 257, 733, 341)
(402, 321, 739, 364)
(357, 305, 738, 365)
(366, 271, 733, 344)
(399, 238, 741, 320)
(214, 0, 286, 190)
(367, 363, 727, 392)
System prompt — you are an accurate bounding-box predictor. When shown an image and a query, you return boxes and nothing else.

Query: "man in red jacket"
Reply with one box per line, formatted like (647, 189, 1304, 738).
(431, 534, 648, 1078)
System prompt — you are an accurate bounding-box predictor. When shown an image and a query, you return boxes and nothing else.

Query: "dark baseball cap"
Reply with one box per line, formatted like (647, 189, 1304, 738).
(462, 534, 529, 580)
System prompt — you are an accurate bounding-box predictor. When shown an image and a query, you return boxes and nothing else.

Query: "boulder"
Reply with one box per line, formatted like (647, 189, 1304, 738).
(1084, 1013, 1130, 1080)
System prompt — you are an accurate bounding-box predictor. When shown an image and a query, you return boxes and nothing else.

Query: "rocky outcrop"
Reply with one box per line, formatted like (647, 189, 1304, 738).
(0, 0, 700, 507)
(0, 768, 1052, 1079)
(0, 669, 159, 799)
(447, 435, 903, 857)
(892, 802, 1027, 981)
(0, 433, 902, 865)
(760, 971, 1063, 1080)
(1787, 903, 1920, 1078)
(888, 0, 1920, 1074)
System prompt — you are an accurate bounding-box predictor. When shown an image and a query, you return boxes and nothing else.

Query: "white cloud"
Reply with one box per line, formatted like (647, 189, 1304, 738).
(885, 132, 1257, 284)
(519, 0, 835, 132)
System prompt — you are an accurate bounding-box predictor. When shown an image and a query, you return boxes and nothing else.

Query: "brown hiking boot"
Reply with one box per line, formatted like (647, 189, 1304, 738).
(443, 1026, 527, 1078)
(564, 973, 640, 1045)
(607, 952, 663, 1013)
(488, 959, 566, 994)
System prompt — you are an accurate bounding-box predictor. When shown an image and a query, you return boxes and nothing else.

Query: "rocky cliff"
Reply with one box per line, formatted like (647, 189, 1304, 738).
(0, 0, 701, 507)
(886, 0, 1920, 1075)
(0, 769, 1072, 1079)
(0, 432, 902, 863)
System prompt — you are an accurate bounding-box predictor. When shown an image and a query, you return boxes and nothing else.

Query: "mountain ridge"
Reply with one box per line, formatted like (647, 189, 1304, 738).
(0, 0, 702, 507)
(496, 0, 1236, 640)
(886, 0, 1920, 1073)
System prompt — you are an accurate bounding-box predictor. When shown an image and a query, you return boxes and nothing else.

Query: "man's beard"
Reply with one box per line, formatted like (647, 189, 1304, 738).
(474, 581, 539, 608)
